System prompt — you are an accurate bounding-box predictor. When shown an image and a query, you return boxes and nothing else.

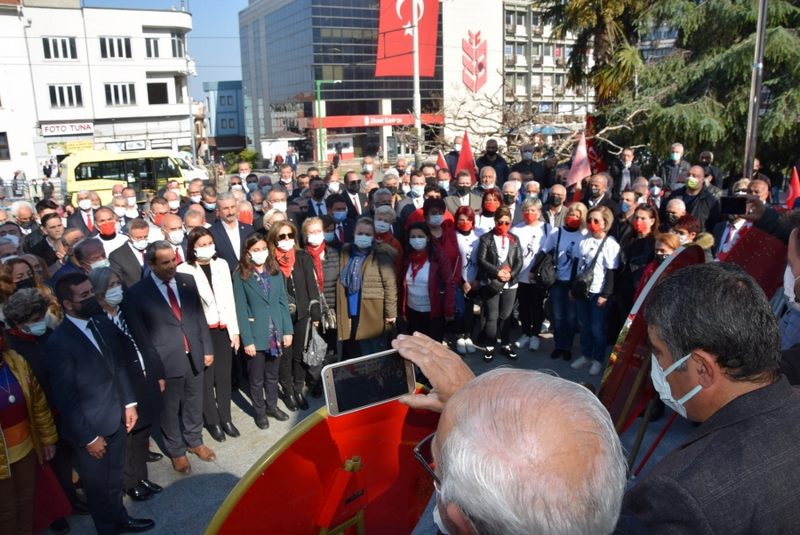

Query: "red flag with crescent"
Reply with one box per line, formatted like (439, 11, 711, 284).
(376, 0, 439, 77)
(455, 131, 477, 184)
(436, 150, 447, 171)
(786, 166, 800, 209)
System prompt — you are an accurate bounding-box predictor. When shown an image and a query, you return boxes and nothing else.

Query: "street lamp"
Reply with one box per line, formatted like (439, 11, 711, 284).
(315, 79, 342, 166)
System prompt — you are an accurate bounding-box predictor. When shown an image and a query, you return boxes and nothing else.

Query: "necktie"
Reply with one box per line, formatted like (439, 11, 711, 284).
(317, 202, 324, 214)
(166, 282, 189, 352)
(87, 319, 113, 374)
(175, 247, 183, 264)
(353, 195, 361, 215)
(86, 212, 94, 233)
(337, 224, 344, 243)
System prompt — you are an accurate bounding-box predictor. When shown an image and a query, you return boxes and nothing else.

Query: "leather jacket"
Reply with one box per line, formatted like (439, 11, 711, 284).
(476, 231, 524, 286)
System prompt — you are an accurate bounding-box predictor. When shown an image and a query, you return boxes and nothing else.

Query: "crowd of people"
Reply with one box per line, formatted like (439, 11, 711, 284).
(0, 138, 796, 535)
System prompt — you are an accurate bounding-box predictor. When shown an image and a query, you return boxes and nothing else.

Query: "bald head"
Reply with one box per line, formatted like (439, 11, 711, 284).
(435, 369, 626, 534)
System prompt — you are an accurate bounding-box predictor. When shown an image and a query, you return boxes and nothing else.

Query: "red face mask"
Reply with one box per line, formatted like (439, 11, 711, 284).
(523, 211, 539, 224)
(632, 219, 649, 234)
(494, 221, 511, 236)
(456, 220, 473, 232)
(587, 221, 604, 234)
(153, 213, 165, 227)
(565, 215, 581, 230)
(483, 199, 500, 212)
(98, 221, 117, 236)
(239, 212, 254, 225)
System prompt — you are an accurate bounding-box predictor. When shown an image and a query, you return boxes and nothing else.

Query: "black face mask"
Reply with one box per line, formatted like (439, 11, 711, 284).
(550, 196, 564, 207)
(347, 181, 361, 194)
(312, 187, 326, 200)
(667, 213, 679, 226)
(502, 193, 516, 206)
(15, 278, 34, 290)
(387, 186, 398, 195)
(655, 253, 669, 264)
(73, 296, 103, 319)
(456, 186, 470, 197)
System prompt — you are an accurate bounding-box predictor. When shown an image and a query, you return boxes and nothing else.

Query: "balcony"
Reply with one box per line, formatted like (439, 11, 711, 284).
(553, 86, 565, 96)
(505, 24, 515, 35)
(531, 86, 543, 96)
(532, 26, 544, 37)
(532, 56, 543, 67)
(556, 57, 566, 67)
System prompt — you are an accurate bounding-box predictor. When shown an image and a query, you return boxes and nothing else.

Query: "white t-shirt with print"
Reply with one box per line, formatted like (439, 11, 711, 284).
(512, 221, 551, 281)
(542, 228, 586, 281)
(457, 231, 480, 283)
(572, 235, 621, 295)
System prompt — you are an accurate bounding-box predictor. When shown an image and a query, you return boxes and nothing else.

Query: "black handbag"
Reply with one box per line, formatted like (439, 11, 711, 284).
(311, 269, 336, 332)
(571, 234, 609, 300)
(530, 225, 558, 288)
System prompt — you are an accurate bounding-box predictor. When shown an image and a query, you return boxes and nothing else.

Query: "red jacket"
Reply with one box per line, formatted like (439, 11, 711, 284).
(400, 251, 456, 320)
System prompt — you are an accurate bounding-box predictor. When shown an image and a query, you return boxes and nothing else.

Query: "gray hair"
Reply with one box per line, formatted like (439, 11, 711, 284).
(671, 142, 684, 152)
(666, 198, 686, 212)
(216, 192, 237, 204)
(523, 180, 541, 192)
(4, 288, 49, 326)
(374, 205, 396, 222)
(145, 240, 174, 264)
(73, 237, 104, 263)
(439, 369, 626, 535)
(479, 166, 496, 179)
(9, 200, 34, 218)
(372, 188, 393, 201)
(88, 266, 115, 298)
(521, 197, 543, 212)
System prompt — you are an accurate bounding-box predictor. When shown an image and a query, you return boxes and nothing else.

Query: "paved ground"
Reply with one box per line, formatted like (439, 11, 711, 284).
(53, 331, 690, 534)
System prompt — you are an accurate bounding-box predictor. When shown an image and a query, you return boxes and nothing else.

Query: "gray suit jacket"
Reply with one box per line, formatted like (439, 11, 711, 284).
(445, 192, 482, 216)
(621, 376, 800, 534)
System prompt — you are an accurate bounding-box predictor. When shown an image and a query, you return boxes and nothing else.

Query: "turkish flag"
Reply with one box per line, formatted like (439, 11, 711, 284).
(585, 114, 606, 172)
(455, 131, 476, 184)
(436, 150, 447, 171)
(567, 131, 592, 188)
(786, 166, 800, 209)
(375, 0, 439, 77)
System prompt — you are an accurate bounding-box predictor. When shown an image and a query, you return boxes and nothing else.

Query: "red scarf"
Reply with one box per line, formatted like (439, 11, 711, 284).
(305, 243, 325, 291)
(276, 248, 296, 278)
(494, 224, 512, 247)
(8, 327, 36, 342)
(408, 250, 429, 281)
(375, 231, 393, 243)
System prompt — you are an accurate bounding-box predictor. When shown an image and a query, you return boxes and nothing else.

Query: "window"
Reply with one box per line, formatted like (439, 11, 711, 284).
(544, 44, 554, 57)
(48, 84, 83, 108)
(516, 13, 525, 25)
(42, 37, 77, 59)
(226, 96, 233, 106)
(147, 82, 169, 104)
(221, 119, 227, 128)
(104, 83, 136, 106)
(228, 118, 235, 130)
(219, 95, 225, 105)
(171, 32, 185, 58)
(555, 74, 565, 87)
(0, 133, 9, 160)
(145, 38, 160, 58)
(100, 37, 132, 59)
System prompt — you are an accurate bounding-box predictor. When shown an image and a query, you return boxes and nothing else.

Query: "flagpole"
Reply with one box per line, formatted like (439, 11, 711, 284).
(412, 0, 422, 169)
(743, 0, 769, 179)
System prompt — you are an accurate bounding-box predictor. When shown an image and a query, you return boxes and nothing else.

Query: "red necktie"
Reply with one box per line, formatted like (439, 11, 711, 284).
(166, 283, 189, 352)
(86, 212, 94, 233)
(175, 247, 183, 264)
(337, 224, 344, 242)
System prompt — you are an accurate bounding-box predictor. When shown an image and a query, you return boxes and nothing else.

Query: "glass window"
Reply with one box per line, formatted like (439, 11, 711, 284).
(100, 37, 132, 59)
(147, 83, 169, 105)
(0, 133, 9, 161)
(221, 119, 227, 128)
(227, 95, 233, 105)
(42, 37, 77, 60)
(171, 33, 185, 58)
(104, 83, 136, 106)
(544, 44, 554, 57)
(145, 38, 160, 58)
(219, 95, 225, 105)
(48, 84, 83, 108)
(516, 13, 525, 25)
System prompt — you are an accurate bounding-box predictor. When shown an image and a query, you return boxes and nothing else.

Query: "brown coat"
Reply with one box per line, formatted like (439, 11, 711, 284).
(336, 243, 398, 341)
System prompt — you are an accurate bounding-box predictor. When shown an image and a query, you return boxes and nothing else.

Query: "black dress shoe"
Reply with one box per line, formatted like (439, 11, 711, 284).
(117, 517, 155, 533)
(71, 499, 90, 515)
(500, 344, 518, 360)
(483, 346, 495, 362)
(310, 381, 323, 398)
(50, 517, 70, 534)
(139, 479, 162, 493)
(146, 451, 163, 463)
(255, 415, 269, 429)
(293, 392, 309, 410)
(562, 350, 572, 362)
(281, 392, 299, 411)
(266, 406, 290, 421)
(221, 421, 240, 438)
(206, 424, 226, 443)
(125, 484, 153, 502)
(550, 348, 562, 359)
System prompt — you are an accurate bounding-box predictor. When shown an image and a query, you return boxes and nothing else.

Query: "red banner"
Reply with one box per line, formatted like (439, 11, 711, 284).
(455, 131, 476, 184)
(375, 0, 439, 77)
(312, 113, 444, 129)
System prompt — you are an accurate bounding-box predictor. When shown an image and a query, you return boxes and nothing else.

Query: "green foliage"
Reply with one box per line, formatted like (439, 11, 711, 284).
(223, 149, 260, 173)
(601, 0, 800, 172)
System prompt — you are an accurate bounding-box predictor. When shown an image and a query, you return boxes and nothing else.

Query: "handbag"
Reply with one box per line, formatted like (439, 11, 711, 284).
(571, 234, 610, 300)
(530, 224, 558, 288)
(302, 301, 328, 367)
(311, 269, 337, 332)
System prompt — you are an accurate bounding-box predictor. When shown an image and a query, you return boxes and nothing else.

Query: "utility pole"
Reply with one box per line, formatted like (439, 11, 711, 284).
(743, 0, 769, 179)
(412, 0, 422, 169)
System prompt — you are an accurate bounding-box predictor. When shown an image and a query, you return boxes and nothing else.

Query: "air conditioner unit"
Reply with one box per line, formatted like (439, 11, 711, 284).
(505, 56, 516, 67)
(531, 86, 543, 96)
(532, 26, 544, 36)
(532, 57, 543, 67)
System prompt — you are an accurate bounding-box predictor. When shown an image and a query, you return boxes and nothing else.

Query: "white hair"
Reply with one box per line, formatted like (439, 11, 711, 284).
(524, 180, 540, 192)
(671, 142, 684, 152)
(439, 369, 626, 535)
(374, 204, 396, 223)
(666, 198, 686, 212)
(9, 200, 34, 217)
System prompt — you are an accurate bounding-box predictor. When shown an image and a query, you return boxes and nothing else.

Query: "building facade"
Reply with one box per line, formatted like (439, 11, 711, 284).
(203, 80, 246, 160)
(0, 0, 193, 182)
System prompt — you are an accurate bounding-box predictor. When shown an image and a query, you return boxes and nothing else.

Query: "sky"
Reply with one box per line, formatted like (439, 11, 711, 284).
(84, 0, 248, 101)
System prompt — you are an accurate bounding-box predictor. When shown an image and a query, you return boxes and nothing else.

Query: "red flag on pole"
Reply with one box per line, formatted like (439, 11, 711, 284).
(567, 131, 592, 188)
(436, 150, 447, 172)
(455, 131, 476, 184)
(375, 0, 439, 77)
(585, 114, 606, 172)
(786, 166, 800, 209)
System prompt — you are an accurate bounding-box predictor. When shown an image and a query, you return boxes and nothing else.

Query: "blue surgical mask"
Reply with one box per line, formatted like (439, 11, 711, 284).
(438, 180, 450, 191)
(354, 235, 373, 249)
(522, 151, 533, 161)
(203, 201, 216, 211)
(427, 214, 444, 226)
(410, 185, 425, 198)
(323, 231, 336, 243)
(24, 320, 48, 337)
(620, 202, 631, 214)
(649, 354, 702, 419)
(409, 237, 427, 251)
(333, 211, 348, 223)
(671, 152, 681, 162)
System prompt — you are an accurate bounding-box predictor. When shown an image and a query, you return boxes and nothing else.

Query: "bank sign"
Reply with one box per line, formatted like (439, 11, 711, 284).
(41, 122, 94, 137)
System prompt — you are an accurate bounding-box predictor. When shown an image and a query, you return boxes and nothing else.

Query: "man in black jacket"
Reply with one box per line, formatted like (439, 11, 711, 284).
(662, 165, 721, 232)
(609, 148, 641, 200)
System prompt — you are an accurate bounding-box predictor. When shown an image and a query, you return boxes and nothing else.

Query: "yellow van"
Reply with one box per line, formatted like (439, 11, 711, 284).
(60, 150, 186, 205)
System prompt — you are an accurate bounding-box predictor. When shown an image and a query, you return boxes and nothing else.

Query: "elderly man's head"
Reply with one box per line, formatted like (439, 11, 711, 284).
(589, 173, 610, 199)
(748, 178, 770, 202)
(479, 167, 497, 189)
(434, 369, 626, 534)
(665, 199, 687, 226)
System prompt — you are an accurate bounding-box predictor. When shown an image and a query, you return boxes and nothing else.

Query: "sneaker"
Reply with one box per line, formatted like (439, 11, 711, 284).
(514, 334, 530, 349)
(456, 337, 467, 354)
(562, 350, 573, 362)
(483, 346, 495, 362)
(529, 336, 540, 351)
(464, 338, 476, 353)
(550, 348, 562, 359)
(589, 360, 604, 376)
(570, 356, 591, 370)
(540, 320, 551, 333)
(500, 344, 518, 360)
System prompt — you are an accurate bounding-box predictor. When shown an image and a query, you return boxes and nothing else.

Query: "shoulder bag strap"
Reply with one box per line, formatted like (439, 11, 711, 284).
(587, 233, 611, 270)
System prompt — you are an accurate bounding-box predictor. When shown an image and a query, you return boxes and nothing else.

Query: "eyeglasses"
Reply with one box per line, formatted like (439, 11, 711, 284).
(277, 233, 295, 240)
(496, 221, 511, 227)
(413, 432, 440, 490)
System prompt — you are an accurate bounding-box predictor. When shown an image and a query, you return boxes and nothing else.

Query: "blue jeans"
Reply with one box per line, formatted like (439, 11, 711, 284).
(576, 293, 610, 361)
(550, 280, 577, 350)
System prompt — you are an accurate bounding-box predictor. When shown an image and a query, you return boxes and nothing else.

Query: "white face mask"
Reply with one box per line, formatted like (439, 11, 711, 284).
(113, 206, 127, 218)
(411, 185, 425, 197)
(272, 201, 287, 213)
(131, 238, 148, 251)
(195, 244, 216, 261)
(374, 220, 391, 234)
(125, 208, 139, 219)
(167, 230, 184, 245)
(277, 239, 294, 252)
(78, 199, 92, 211)
(306, 233, 324, 247)
(250, 249, 269, 265)
(328, 182, 341, 193)
(24, 319, 48, 337)
(453, 143, 462, 152)
(168, 200, 181, 211)
(231, 184, 244, 191)
(104, 286, 124, 306)
(401, 184, 411, 194)
(91, 258, 110, 271)
(190, 194, 202, 204)
(650, 354, 703, 419)
(783, 264, 799, 302)
(354, 235, 373, 249)
(363, 164, 374, 173)
(409, 237, 428, 251)
(126, 196, 137, 207)
(677, 233, 688, 245)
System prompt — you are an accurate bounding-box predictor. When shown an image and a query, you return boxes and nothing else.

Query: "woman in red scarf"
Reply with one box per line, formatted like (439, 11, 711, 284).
(267, 222, 321, 412)
(422, 198, 460, 283)
(475, 188, 502, 234)
(475, 206, 523, 362)
(301, 216, 339, 396)
(401, 223, 456, 342)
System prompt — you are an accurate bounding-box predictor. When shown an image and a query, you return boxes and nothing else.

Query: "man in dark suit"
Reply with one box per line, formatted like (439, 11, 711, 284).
(28, 212, 63, 269)
(343, 170, 369, 219)
(67, 190, 99, 237)
(122, 241, 215, 475)
(445, 169, 482, 216)
(326, 194, 355, 246)
(609, 147, 641, 200)
(110, 218, 151, 289)
(47, 273, 155, 534)
(395, 172, 427, 224)
(209, 192, 253, 271)
(307, 177, 328, 218)
(583, 173, 620, 216)
(444, 136, 462, 176)
(622, 263, 800, 533)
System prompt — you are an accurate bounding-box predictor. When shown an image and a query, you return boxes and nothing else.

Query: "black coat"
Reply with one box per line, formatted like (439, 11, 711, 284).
(663, 187, 721, 232)
(283, 250, 322, 323)
(609, 161, 642, 199)
(67, 209, 98, 237)
(28, 237, 59, 268)
(8, 329, 53, 405)
(209, 220, 253, 272)
(476, 231, 524, 286)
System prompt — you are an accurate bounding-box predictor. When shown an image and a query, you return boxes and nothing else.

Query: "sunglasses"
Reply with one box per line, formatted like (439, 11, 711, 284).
(277, 233, 295, 240)
(497, 221, 511, 227)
